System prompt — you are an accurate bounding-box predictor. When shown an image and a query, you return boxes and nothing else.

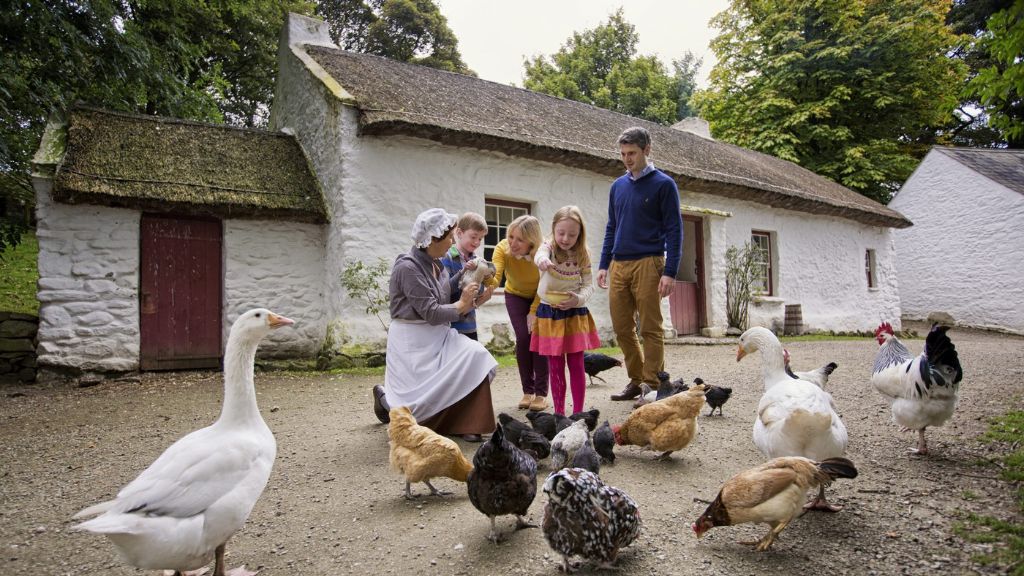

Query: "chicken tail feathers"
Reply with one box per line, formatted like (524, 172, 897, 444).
(923, 324, 963, 386)
(817, 457, 858, 481)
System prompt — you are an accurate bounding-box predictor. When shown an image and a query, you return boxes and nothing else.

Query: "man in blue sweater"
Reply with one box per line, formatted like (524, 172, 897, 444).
(597, 126, 683, 401)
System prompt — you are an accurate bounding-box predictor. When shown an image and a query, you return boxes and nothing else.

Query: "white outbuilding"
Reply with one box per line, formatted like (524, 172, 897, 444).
(29, 12, 911, 378)
(890, 147, 1024, 335)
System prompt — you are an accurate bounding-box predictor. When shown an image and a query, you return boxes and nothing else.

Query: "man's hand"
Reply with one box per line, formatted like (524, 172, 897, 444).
(658, 275, 673, 298)
(596, 269, 608, 289)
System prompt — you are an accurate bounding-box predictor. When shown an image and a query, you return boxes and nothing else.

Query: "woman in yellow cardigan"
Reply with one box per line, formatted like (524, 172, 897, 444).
(490, 215, 548, 411)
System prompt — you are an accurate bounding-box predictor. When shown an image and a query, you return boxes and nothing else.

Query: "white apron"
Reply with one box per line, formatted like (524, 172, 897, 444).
(384, 319, 498, 421)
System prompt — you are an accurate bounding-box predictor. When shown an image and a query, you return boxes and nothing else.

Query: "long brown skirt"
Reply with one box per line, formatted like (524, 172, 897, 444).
(420, 379, 496, 436)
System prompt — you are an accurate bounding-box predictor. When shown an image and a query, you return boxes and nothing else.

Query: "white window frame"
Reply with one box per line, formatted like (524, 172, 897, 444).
(484, 199, 531, 288)
(751, 231, 774, 296)
(865, 249, 877, 289)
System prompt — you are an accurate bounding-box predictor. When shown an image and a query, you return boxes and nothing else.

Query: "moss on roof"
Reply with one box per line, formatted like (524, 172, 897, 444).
(53, 107, 328, 223)
(305, 46, 910, 229)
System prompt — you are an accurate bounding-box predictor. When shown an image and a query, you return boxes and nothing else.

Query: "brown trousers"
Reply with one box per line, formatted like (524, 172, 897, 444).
(608, 256, 665, 385)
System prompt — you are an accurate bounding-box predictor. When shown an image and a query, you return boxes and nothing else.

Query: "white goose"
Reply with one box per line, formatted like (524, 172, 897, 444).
(737, 327, 849, 511)
(72, 308, 293, 576)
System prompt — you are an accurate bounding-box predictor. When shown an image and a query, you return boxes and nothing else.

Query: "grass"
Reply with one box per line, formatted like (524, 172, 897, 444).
(0, 230, 39, 315)
(953, 410, 1024, 574)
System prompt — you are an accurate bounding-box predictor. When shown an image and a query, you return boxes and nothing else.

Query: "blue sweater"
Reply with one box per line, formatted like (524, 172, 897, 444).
(441, 246, 476, 334)
(598, 168, 683, 278)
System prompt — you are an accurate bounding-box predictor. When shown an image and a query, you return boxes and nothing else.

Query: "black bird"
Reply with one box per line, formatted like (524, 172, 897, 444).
(703, 379, 733, 417)
(593, 420, 616, 464)
(497, 412, 533, 445)
(526, 411, 572, 440)
(570, 438, 601, 474)
(517, 428, 552, 461)
(467, 424, 538, 543)
(569, 408, 601, 431)
(583, 352, 623, 386)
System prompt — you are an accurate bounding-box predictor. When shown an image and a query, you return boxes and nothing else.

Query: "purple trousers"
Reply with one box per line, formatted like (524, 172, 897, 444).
(505, 292, 549, 397)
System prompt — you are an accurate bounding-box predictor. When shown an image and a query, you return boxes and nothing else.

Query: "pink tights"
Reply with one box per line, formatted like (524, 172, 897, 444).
(548, 351, 585, 416)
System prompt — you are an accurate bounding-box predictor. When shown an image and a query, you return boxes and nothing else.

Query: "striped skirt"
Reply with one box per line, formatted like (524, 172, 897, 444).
(530, 304, 601, 356)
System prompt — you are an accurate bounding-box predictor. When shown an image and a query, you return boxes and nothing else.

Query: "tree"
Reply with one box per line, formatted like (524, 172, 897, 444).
(672, 52, 704, 120)
(315, 0, 471, 74)
(693, 0, 965, 203)
(963, 1, 1024, 147)
(522, 9, 681, 125)
(0, 0, 313, 253)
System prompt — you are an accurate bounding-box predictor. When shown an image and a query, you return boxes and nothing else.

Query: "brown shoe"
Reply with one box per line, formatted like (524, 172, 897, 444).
(611, 382, 643, 401)
(517, 394, 535, 409)
(372, 385, 390, 424)
(528, 396, 549, 411)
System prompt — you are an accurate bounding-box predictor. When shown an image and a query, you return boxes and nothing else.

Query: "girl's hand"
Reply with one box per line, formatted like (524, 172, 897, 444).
(536, 257, 551, 272)
(527, 313, 536, 334)
(555, 293, 579, 310)
(458, 282, 479, 314)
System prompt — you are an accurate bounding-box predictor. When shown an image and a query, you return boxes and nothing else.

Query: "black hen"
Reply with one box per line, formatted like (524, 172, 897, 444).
(703, 379, 732, 417)
(517, 428, 552, 461)
(497, 412, 532, 446)
(467, 424, 539, 542)
(593, 420, 616, 464)
(569, 408, 601, 431)
(526, 410, 572, 440)
(583, 352, 623, 385)
(542, 468, 641, 572)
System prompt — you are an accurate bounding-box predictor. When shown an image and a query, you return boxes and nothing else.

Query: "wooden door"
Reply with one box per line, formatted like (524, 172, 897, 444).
(140, 215, 223, 370)
(669, 215, 705, 335)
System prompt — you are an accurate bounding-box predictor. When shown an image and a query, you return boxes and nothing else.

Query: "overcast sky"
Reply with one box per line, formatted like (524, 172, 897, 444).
(434, 0, 731, 88)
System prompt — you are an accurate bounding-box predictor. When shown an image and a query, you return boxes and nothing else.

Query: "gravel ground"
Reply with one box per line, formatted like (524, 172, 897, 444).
(1, 321, 1021, 575)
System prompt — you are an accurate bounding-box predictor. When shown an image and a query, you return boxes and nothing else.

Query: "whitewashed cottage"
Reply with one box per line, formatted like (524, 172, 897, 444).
(30, 12, 910, 377)
(890, 147, 1024, 335)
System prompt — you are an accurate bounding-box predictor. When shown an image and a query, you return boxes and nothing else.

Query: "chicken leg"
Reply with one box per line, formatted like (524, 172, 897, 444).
(803, 485, 842, 512)
(911, 428, 929, 455)
(740, 519, 791, 551)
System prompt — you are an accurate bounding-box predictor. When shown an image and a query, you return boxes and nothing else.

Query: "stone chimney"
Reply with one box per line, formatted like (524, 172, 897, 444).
(671, 117, 713, 140)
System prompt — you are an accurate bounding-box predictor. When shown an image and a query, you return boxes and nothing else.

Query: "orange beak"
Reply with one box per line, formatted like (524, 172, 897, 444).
(736, 346, 747, 362)
(268, 313, 295, 328)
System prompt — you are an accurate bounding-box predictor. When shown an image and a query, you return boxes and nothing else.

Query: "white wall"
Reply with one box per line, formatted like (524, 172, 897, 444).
(223, 220, 328, 356)
(34, 186, 142, 372)
(891, 151, 1024, 334)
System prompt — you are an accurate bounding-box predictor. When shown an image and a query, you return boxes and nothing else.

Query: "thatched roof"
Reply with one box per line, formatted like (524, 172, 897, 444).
(935, 147, 1024, 196)
(306, 46, 910, 229)
(53, 107, 328, 223)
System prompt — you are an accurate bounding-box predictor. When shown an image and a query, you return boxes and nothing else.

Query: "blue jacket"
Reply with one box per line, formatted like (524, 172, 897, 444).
(441, 246, 478, 334)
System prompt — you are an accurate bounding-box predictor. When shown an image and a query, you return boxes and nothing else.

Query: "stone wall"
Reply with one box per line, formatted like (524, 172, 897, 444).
(0, 312, 38, 384)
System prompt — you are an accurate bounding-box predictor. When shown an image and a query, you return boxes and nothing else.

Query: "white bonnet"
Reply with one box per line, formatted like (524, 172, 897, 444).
(411, 208, 458, 249)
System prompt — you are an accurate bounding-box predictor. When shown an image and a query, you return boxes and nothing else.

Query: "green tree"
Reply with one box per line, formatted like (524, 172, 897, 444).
(672, 52, 704, 120)
(0, 0, 313, 254)
(522, 9, 681, 125)
(315, 0, 471, 73)
(693, 0, 964, 203)
(963, 1, 1024, 147)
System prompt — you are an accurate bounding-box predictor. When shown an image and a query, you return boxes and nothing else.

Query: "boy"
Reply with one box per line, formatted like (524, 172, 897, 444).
(441, 212, 493, 340)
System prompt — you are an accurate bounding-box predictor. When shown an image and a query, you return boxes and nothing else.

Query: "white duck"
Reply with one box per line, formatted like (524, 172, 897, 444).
(737, 327, 849, 512)
(72, 308, 293, 576)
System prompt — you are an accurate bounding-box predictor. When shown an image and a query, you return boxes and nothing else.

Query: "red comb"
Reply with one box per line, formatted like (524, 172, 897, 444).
(874, 322, 894, 336)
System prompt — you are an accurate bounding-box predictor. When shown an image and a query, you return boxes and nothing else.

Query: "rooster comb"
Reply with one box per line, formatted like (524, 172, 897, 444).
(874, 322, 895, 337)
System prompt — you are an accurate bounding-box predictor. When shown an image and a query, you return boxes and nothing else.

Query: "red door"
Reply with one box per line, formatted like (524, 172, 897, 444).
(140, 215, 223, 370)
(669, 215, 705, 335)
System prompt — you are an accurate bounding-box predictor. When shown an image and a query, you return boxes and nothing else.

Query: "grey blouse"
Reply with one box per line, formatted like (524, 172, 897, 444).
(389, 248, 467, 325)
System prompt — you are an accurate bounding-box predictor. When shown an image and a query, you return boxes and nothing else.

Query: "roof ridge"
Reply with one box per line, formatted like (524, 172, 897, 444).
(70, 104, 292, 139)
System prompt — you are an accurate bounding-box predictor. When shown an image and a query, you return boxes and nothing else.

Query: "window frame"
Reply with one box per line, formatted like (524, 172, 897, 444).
(484, 199, 532, 289)
(865, 248, 877, 289)
(750, 230, 774, 296)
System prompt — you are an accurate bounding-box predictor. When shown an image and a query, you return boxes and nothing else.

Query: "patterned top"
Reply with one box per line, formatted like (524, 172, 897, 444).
(535, 242, 595, 307)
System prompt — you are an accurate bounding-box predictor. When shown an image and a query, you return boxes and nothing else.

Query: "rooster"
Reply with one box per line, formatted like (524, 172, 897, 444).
(388, 407, 473, 500)
(583, 352, 623, 386)
(783, 349, 838, 389)
(693, 457, 858, 551)
(871, 322, 963, 455)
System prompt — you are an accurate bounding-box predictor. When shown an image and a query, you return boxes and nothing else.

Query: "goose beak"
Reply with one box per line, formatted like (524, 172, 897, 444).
(268, 313, 295, 328)
(736, 347, 747, 362)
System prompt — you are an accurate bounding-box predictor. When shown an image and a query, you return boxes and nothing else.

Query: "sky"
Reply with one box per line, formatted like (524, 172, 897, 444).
(434, 0, 731, 88)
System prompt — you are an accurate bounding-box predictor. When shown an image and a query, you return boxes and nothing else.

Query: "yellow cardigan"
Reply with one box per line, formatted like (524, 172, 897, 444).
(490, 239, 541, 314)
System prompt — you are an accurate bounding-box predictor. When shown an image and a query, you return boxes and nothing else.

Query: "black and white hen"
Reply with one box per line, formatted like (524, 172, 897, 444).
(542, 468, 641, 572)
(467, 424, 538, 542)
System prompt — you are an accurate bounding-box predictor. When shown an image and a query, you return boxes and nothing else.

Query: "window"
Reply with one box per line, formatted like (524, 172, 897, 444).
(865, 249, 877, 288)
(751, 231, 773, 296)
(484, 199, 531, 288)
